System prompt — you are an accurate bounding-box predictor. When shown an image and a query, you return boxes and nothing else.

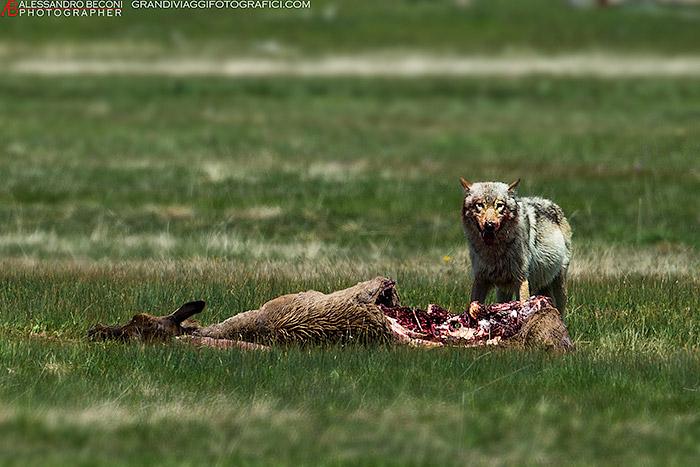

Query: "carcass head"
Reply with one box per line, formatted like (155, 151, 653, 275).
(87, 300, 205, 342)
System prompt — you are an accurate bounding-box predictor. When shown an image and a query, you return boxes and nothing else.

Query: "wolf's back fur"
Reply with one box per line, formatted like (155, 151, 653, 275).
(461, 181, 571, 314)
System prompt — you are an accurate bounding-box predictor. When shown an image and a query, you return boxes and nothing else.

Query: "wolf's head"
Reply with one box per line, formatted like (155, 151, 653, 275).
(460, 178, 520, 245)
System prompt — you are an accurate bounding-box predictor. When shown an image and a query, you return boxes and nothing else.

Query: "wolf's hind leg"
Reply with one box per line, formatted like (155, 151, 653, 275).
(534, 283, 553, 300)
(551, 269, 567, 317)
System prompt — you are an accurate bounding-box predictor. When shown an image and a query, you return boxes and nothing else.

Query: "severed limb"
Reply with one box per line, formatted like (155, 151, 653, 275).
(177, 335, 270, 351)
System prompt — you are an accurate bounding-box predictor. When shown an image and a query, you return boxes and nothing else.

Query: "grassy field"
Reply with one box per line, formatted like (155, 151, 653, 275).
(4, 0, 700, 59)
(2, 1, 700, 465)
(0, 74, 698, 465)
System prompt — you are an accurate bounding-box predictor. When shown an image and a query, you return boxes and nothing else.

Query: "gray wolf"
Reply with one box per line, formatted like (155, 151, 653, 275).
(460, 178, 572, 315)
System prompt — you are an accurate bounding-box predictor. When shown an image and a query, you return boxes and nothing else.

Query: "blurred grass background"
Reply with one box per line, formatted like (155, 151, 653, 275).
(0, 76, 697, 259)
(4, 0, 700, 57)
(1, 1, 699, 465)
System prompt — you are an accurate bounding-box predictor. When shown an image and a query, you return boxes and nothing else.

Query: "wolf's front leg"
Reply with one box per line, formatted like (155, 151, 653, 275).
(470, 278, 492, 303)
(518, 279, 530, 303)
(496, 287, 515, 303)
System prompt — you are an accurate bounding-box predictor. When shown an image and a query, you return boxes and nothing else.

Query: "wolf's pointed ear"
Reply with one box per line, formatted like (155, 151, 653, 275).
(167, 300, 206, 324)
(508, 178, 520, 192)
(460, 177, 472, 192)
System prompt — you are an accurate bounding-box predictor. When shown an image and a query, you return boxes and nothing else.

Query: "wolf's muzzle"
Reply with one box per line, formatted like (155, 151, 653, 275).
(480, 222, 498, 244)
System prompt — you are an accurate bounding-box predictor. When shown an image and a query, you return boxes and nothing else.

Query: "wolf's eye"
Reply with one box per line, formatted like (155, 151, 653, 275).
(495, 202, 505, 210)
(474, 203, 484, 210)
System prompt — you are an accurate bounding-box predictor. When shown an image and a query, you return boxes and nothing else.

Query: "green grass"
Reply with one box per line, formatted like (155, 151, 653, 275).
(4, 0, 700, 59)
(0, 262, 699, 465)
(2, 7, 700, 461)
(0, 76, 698, 261)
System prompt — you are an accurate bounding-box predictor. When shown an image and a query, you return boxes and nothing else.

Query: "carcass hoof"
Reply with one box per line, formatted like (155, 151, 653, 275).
(510, 307, 574, 352)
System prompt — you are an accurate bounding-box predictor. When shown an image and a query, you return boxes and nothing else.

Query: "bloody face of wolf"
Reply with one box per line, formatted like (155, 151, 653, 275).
(460, 178, 520, 245)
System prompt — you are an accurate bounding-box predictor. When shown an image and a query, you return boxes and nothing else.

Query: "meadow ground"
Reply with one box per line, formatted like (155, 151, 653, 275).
(5, 0, 700, 58)
(1, 1, 700, 465)
(0, 74, 698, 466)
